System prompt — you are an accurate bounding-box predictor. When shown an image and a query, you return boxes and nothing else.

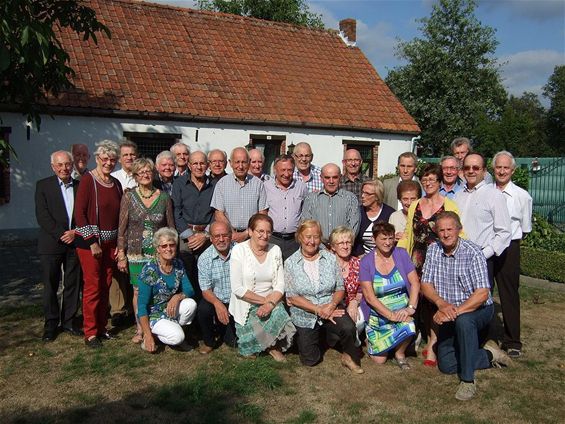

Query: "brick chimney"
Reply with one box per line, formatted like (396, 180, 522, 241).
(339, 18, 356, 43)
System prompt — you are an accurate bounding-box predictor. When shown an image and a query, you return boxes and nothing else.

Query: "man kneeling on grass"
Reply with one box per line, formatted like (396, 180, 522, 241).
(420, 211, 512, 401)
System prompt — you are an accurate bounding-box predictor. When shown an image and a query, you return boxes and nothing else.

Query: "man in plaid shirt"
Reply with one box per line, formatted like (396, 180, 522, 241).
(421, 211, 512, 401)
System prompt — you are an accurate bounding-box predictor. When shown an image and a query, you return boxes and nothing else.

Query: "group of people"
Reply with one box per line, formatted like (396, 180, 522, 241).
(35, 136, 532, 400)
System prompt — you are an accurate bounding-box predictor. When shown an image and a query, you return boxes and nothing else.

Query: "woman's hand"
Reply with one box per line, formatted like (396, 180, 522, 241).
(90, 242, 102, 259)
(166, 294, 184, 318)
(392, 308, 412, 323)
(143, 333, 157, 353)
(117, 257, 128, 272)
(256, 301, 275, 319)
(346, 301, 359, 323)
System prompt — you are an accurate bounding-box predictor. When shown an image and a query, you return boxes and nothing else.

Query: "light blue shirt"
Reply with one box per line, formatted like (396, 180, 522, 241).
(58, 177, 74, 229)
(198, 242, 234, 304)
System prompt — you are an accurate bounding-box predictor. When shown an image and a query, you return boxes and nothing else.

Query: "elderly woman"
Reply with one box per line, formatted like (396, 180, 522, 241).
(389, 180, 422, 241)
(137, 227, 197, 352)
(117, 158, 175, 343)
(359, 222, 420, 369)
(285, 220, 363, 373)
(329, 226, 363, 343)
(229, 214, 296, 361)
(74, 140, 123, 348)
(354, 180, 395, 256)
(398, 163, 462, 366)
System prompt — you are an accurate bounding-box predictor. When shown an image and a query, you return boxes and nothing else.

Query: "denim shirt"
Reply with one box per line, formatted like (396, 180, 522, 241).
(284, 249, 344, 329)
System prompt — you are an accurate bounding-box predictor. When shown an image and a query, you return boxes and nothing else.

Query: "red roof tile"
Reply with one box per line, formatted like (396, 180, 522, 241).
(49, 0, 419, 134)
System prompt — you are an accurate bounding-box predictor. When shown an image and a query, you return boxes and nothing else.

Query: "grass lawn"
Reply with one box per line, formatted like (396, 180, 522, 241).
(0, 284, 564, 424)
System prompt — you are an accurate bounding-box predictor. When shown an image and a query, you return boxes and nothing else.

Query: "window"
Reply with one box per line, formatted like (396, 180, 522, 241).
(123, 132, 182, 162)
(0, 127, 11, 205)
(343, 141, 379, 178)
(247, 135, 286, 175)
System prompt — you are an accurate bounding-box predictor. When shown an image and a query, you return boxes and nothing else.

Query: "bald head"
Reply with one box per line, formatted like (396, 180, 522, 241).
(321, 163, 341, 194)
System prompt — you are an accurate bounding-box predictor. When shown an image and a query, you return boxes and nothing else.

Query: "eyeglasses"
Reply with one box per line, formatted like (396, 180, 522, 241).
(463, 165, 483, 172)
(190, 162, 207, 167)
(361, 191, 376, 196)
(98, 157, 117, 164)
(421, 178, 439, 184)
(333, 240, 352, 246)
(209, 160, 225, 164)
(345, 159, 362, 163)
(211, 233, 230, 240)
(442, 166, 458, 171)
(294, 154, 313, 160)
(136, 170, 152, 176)
(158, 243, 176, 249)
(253, 229, 272, 236)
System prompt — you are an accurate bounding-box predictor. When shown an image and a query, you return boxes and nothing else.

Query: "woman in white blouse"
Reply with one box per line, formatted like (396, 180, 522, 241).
(229, 214, 296, 361)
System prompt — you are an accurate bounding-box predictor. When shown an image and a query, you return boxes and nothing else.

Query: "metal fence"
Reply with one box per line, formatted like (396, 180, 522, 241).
(526, 157, 565, 229)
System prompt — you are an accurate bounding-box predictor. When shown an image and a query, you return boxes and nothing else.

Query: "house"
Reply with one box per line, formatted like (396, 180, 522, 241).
(0, 0, 419, 238)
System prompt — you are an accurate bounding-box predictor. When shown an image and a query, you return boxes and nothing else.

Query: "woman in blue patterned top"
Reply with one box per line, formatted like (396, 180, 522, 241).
(359, 222, 420, 370)
(285, 220, 363, 374)
(137, 227, 197, 353)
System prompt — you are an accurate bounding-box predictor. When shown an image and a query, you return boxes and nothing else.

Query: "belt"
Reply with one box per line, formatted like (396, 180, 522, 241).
(187, 224, 207, 232)
(272, 232, 295, 240)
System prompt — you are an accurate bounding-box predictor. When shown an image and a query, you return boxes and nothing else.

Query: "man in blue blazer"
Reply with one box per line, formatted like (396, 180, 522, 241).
(35, 151, 82, 341)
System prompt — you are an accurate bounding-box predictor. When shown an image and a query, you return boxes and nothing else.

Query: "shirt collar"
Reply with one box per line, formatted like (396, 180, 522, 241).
(464, 179, 486, 192)
(57, 177, 73, 188)
(211, 242, 235, 260)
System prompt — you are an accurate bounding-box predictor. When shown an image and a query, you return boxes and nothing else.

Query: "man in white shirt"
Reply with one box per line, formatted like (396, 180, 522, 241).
(170, 142, 191, 177)
(454, 153, 511, 287)
(492, 151, 532, 358)
(70, 143, 90, 180)
(111, 141, 138, 190)
(451, 137, 493, 184)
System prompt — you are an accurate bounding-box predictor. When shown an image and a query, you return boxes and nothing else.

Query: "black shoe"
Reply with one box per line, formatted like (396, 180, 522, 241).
(99, 332, 117, 341)
(42, 330, 57, 342)
(62, 327, 83, 337)
(111, 314, 126, 328)
(170, 341, 193, 352)
(85, 337, 103, 349)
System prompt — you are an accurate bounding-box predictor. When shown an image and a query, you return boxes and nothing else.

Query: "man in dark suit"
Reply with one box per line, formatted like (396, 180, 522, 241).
(35, 150, 82, 341)
(382, 152, 420, 210)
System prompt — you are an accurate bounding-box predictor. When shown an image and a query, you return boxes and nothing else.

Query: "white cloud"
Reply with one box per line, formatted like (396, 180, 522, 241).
(479, 0, 564, 22)
(499, 50, 565, 99)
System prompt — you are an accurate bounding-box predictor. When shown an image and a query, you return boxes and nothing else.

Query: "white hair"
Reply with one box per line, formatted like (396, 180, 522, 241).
(493, 150, 517, 169)
(93, 140, 120, 158)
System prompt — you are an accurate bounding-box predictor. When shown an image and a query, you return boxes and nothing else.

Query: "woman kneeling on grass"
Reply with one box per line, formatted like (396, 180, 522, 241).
(359, 222, 420, 370)
(137, 227, 197, 353)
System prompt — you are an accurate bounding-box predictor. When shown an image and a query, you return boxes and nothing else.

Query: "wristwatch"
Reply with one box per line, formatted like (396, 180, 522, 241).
(408, 304, 416, 311)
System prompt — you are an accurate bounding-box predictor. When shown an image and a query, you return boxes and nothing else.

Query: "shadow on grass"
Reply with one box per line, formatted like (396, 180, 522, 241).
(2, 356, 285, 424)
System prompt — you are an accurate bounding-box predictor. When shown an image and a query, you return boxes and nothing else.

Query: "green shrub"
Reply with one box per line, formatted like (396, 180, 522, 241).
(523, 213, 565, 253)
(521, 246, 565, 283)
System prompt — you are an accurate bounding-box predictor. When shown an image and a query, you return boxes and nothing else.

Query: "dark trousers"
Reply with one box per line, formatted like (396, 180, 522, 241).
(437, 304, 493, 382)
(179, 239, 210, 301)
(494, 240, 521, 350)
(295, 313, 359, 367)
(197, 298, 237, 348)
(39, 249, 81, 331)
(269, 234, 299, 262)
(486, 256, 495, 290)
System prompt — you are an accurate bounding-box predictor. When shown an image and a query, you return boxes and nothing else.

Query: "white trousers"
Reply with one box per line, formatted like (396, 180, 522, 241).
(151, 298, 197, 346)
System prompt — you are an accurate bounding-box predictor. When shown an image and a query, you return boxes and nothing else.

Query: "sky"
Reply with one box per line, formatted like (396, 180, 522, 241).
(151, 0, 565, 105)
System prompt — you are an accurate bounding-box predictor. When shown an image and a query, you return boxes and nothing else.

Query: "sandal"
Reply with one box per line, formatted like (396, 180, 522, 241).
(395, 357, 411, 370)
(131, 332, 143, 344)
(423, 359, 437, 367)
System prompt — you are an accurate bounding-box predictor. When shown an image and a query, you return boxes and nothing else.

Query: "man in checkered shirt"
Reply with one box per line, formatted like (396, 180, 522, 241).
(421, 211, 512, 401)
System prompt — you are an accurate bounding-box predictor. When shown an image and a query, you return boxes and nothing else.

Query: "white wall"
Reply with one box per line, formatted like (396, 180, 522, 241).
(0, 113, 413, 231)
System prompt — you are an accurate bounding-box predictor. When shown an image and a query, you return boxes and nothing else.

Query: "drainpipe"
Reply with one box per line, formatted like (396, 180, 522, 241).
(410, 136, 421, 155)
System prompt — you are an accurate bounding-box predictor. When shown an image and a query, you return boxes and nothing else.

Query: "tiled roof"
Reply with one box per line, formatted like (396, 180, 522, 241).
(50, 0, 419, 134)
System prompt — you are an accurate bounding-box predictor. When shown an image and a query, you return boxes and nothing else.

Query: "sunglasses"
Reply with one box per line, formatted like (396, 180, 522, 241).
(463, 165, 483, 172)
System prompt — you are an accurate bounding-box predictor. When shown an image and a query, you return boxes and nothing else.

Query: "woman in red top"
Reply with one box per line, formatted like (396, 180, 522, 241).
(74, 140, 123, 348)
(329, 226, 363, 345)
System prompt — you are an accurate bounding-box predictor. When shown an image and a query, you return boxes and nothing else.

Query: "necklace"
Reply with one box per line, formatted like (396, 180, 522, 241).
(94, 169, 111, 184)
(250, 244, 267, 257)
(337, 258, 349, 273)
(158, 260, 173, 274)
(138, 187, 156, 199)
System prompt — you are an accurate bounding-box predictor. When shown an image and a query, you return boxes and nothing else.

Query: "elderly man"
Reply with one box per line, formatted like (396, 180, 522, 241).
(210, 147, 268, 243)
(208, 149, 228, 182)
(249, 148, 270, 181)
(492, 151, 532, 358)
(170, 142, 191, 177)
(341, 149, 370, 201)
(421, 211, 511, 401)
(455, 153, 511, 287)
(451, 137, 493, 184)
(265, 154, 308, 260)
(439, 155, 464, 199)
(35, 151, 82, 341)
(70, 143, 90, 180)
(172, 150, 216, 296)
(292, 142, 323, 193)
(153, 150, 175, 196)
(383, 152, 419, 210)
(301, 163, 360, 241)
(196, 221, 237, 354)
(111, 141, 138, 190)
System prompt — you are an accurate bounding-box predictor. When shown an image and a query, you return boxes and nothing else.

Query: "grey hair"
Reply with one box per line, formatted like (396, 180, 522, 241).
(208, 149, 227, 161)
(493, 150, 517, 169)
(153, 227, 179, 249)
(397, 152, 417, 166)
(50, 150, 73, 164)
(249, 148, 265, 161)
(155, 150, 174, 165)
(93, 140, 120, 158)
(170, 142, 190, 155)
(450, 137, 472, 151)
(119, 140, 138, 154)
(131, 158, 155, 177)
(440, 155, 460, 168)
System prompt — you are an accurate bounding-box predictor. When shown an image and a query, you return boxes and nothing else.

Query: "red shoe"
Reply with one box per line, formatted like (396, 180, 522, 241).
(423, 359, 437, 367)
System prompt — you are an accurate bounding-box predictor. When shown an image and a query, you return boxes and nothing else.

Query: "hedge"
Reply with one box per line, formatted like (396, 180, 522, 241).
(521, 247, 565, 283)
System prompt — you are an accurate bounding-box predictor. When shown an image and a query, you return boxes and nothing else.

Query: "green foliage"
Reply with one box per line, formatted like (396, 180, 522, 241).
(521, 247, 565, 283)
(385, 0, 506, 156)
(0, 0, 110, 130)
(511, 165, 529, 190)
(543, 65, 565, 154)
(197, 0, 324, 29)
(522, 213, 565, 253)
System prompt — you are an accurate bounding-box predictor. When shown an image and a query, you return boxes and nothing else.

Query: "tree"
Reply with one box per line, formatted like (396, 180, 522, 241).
(385, 0, 506, 156)
(197, 0, 324, 29)
(543, 65, 565, 154)
(0, 0, 109, 164)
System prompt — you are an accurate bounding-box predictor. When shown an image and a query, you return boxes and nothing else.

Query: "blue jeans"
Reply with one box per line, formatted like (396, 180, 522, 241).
(437, 304, 494, 382)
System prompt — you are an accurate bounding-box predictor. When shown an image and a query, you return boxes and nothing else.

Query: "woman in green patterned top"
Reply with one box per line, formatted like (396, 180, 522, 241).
(117, 158, 175, 343)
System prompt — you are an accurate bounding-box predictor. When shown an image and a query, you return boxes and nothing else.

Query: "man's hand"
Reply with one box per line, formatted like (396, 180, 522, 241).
(187, 232, 208, 250)
(438, 302, 458, 322)
(60, 230, 75, 245)
(433, 310, 452, 325)
(90, 242, 102, 258)
(394, 231, 405, 241)
(214, 302, 230, 325)
(232, 231, 248, 243)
